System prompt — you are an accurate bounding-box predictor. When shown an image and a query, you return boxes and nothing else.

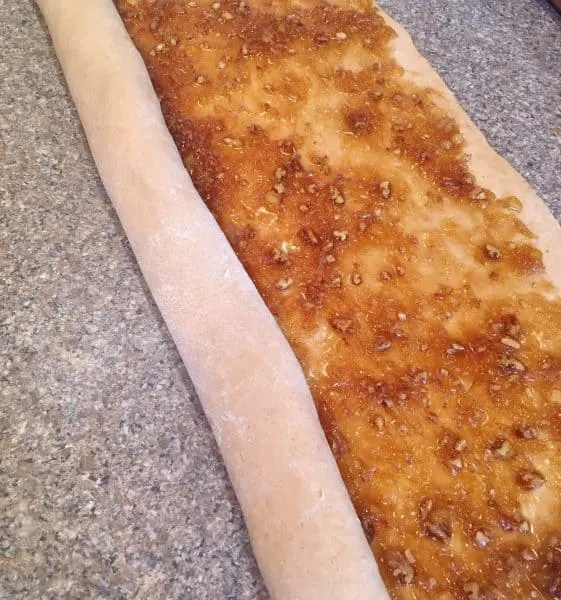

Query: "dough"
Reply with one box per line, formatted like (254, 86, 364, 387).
(38, 0, 561, 598)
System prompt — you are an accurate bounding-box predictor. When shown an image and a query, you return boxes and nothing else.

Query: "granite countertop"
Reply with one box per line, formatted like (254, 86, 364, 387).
(1, 1, 560, 598)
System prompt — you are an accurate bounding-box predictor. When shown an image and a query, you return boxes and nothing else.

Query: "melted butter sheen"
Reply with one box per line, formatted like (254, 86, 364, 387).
(116, 1, 561, 597)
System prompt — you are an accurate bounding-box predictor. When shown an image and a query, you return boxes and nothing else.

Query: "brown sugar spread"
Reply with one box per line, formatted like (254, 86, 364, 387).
(115, 0, 561, 597)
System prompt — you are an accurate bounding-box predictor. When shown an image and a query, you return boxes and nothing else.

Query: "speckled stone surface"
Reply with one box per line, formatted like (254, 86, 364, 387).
(0, 1, 559, 599)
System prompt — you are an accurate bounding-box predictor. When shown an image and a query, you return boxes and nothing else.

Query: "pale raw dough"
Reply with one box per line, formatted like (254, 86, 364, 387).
(36, 1, 561, 599)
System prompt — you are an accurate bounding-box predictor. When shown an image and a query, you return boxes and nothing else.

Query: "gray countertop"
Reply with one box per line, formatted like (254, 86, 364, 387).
(1, 1, 559, 599)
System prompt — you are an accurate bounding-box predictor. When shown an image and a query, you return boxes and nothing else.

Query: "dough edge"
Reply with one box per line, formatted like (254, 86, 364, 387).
(35, 1, 561, 599)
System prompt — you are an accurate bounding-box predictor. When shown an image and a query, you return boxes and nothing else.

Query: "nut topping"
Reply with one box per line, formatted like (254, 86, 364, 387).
(222, 136, 243, 148)
(517, 469, 546, 490)
(330, 187, 345, 205)
(484, 244, 502, 260)
(351, 272, 363, 285)
(276, 278, 293, 290)
(446, 342, 465, 355)
(424, 521, 451, 542)
(448, 457, 463, 473)
(271, 247, 288, 264)
(522, 548, 537, 561)
(387, 551, 415, 586)
(463, 582, 480, 600)
(490, 437, 513, 459)
(519, 520, 532, 534)
(515, 426, 537, 440)
(455, 439, 467, 452)
(330, 316, 353, 333)
(501, 337, 521, 349)
(374, 339, 392, 352)
(301, 228, 319, 245)
(333, 230, 348, 242)
(499, 358, 526, 374)
(474, 530, 490, 547)
(419, 498, 433, 520)
(379, 180, 391, 199)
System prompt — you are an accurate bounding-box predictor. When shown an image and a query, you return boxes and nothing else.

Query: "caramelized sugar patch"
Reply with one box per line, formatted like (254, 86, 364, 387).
(116, 1, 561, 597)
